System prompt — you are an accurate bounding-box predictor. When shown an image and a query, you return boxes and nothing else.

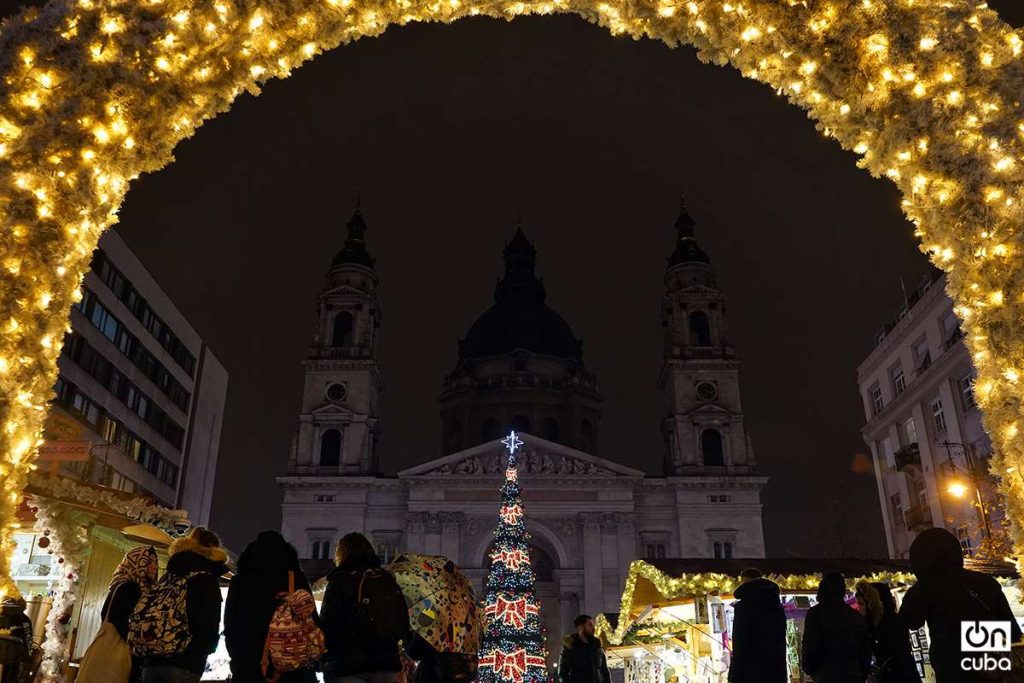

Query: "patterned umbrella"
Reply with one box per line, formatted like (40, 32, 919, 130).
(388, 553, 482, 654)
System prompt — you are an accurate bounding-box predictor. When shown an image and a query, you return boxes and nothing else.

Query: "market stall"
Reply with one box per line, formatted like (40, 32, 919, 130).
(595, 558, 1021, 683)
(11, 472, 190, 682)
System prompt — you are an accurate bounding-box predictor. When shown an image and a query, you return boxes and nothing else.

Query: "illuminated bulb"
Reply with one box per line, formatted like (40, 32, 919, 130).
(839, 103, 850, 115)
(741, 26, 762, 41)
(994, 157, 1014, 172)
(172, 10, 189, 23)
(897, 150, 912, 162)
(919, 36, 938, 50)
(940, 248, 955, 261)
(947, 90, 963, 105)
(981, 52, 994, 67)
(249, 13, 265, 30)
(1005, 369, 1020, 383)
(81, 149, 95, 160)
(102, 17, 123, 33)
(93, 126, 109, 144)
(686, 1, 697, 13)
(985, 188, 1004, 203)
(250, 65, 266, 77)
(913, 82, 926, 97)
(854, 142, 869, 154)
(990, 291, 1004, 306)
(658, 5, 675, 17)
(799, 61, 817, 75)
(941, 71, 955, 82)
(866, 34, 888, 54)
(155, 57, 171, 71)
(1006, 423, 1019, 439)
(302, 43, 316, 57)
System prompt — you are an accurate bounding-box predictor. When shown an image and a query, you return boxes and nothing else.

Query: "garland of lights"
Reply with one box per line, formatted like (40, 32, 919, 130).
(478, 432, 548, 683)
(0, 0, 1022, 593)
(31, 498, 90, 683)
(594, 560, 920, 646)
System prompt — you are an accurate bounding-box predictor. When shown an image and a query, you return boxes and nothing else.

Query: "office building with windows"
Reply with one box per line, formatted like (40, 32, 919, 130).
(45, 229, 228, 526)
(856, 269, 1000, 559)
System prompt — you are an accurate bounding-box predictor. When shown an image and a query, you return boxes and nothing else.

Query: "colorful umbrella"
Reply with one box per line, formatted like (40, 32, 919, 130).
(388, 553, 482, 654)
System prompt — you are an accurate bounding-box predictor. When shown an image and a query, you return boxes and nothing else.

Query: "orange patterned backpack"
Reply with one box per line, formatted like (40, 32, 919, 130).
(261, 571, 326, 681)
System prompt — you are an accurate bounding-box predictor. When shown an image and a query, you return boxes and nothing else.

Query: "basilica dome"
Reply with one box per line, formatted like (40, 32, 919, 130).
(458, 226, 582, 362)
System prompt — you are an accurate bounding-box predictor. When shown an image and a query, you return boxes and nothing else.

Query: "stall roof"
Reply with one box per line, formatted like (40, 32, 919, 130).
(596, 557, 1018, 646)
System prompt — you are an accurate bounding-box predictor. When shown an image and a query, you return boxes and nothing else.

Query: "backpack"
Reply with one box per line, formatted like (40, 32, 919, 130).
(432, 653, 478, 683)
(351, 568, 409, 642)
(261, 571, 326, 681)
(128, 571, 201, 657)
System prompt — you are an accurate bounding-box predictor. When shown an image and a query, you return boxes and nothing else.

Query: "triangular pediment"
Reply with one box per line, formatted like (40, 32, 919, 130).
(687, 403, 732, 416)
(320, 283, 374, 299)
(398, 433, 645, 478)
(309, 403, 355, 419)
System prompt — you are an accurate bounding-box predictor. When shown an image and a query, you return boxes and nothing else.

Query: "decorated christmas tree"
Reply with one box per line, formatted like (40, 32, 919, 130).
(478, 431, 549, 683)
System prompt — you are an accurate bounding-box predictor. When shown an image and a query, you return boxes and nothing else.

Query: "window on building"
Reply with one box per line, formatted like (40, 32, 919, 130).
(870, 385, 884, 416)
(511, 415, 530, 434)
(688, 312, 712, 347)
(882, 437, 895, 469)
(708, 494, 731, 503)
(957, 525, 974, 557)
(481, 418, 500, 443)
(701, 429, 725, 467)
(646, 544, 655, 559)
(656, 544, 666, 559)
(960, 374, 977, 410)
(580, 420, 595, 453)
(915, 337, 932, 373)
(723, 542, 733, 559)
(904, 418, 918, 445)
(932, 399, 947, 433)
(319, 429, 342, 467)
(942, 311, 963, 349)
(542, 418, 559, 443)
(377, 543, 397, 564)
(332, 312, 354, 348)
(890, 364, 906, 395)
(313, 494, 335, 503)
(891, 493, 904, 527)
(713, 542, 723, 559)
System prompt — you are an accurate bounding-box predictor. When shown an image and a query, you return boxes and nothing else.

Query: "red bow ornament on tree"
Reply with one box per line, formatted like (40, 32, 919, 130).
(485, 595, 540, 630)
(490, 548, 531, 571)
(499, 504, 523, 526)
(480, 649, 546, 683)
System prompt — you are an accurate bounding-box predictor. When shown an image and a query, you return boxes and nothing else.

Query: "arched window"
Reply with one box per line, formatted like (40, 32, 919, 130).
(512, 415, 530, 434)
(542, 418, 560, 443)
(689, 311, 712, 346)
(332, 312, 354, 348)
(724, 542, 734, 559)
(319, 429, 341, 467)
(646, 544, 656, 560)
(311, 540, 321, 559)
(701, 429, 725, 467)
(446, 420, 462, 454)
(713, 542, 723, 559)
(481, 418, 501, 443)
(581, 420, 595, 453)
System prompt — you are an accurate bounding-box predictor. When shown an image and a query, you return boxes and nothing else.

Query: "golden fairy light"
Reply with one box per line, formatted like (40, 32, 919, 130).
(0, 0, 1022, 600)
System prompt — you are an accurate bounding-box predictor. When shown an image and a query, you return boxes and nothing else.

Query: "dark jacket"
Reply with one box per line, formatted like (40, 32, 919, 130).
(320, 558, 407, 678)
(142, 537, 228, 675)
(728, 577, 787, 682)
(558, 633, 610, 683)
(866, 584, 920, 683)
(900, 528, 1021, 683)
(406, 633, 477, 683)
(225, 532, 317, 683)
(101, 581, 143, 683)
(801, 573, 872, 682)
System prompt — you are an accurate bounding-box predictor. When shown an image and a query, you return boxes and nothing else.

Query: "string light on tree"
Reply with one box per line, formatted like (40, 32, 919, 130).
(0, 0, 1023, 592)
(479, 431, 548, 683)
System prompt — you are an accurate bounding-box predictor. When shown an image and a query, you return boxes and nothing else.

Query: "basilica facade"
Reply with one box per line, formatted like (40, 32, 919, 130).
(278, 201, 767, 652)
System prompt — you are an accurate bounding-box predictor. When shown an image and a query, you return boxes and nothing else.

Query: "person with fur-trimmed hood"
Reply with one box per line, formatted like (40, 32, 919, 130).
(140, 527, 228, 683)
(558, 615, 610, 683)
(102, 546, 158, 683)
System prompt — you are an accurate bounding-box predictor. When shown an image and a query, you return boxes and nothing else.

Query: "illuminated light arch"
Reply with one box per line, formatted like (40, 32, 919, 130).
(0, 0, 1023, 594)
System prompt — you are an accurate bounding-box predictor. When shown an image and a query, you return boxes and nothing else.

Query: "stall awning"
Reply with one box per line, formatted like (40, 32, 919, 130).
(596, 557, 1018, 646)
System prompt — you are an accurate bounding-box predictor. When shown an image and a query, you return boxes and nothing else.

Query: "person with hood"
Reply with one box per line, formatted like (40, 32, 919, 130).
(727, 568, 787, 682)
(224, 530, 317, 683)
(100, 546, 158, 683)
(854, 581, 920, 683)
(558, 615, 610, 683)
(320, 532, 410, 683)
(0, 597, 32, 683)
(899, 527, 1021, 682)
(140, 527, 228, 683)
(801, 572, 872, 682)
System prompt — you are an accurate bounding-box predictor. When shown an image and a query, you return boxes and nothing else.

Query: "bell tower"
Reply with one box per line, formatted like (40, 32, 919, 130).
(659, 199, 756, 476)
(287, 198, 383, 475)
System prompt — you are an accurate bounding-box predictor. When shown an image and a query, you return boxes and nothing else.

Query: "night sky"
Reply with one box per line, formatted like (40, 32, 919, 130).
(10, 0, 1023, 556)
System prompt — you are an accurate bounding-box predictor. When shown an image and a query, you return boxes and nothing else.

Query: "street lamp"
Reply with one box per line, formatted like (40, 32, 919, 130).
(940, 440, 992, 541)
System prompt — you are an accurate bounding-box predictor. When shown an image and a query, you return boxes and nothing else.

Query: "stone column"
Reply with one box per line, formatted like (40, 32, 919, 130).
(581, 516, 603, 616)
(723, 425, 733, 467)
(405, 513, 427, 554)
(439, 512, 462, 561)
(615, 515, 636, 589)
(297, 417, 315, 468)
(424, 515, 443, 555)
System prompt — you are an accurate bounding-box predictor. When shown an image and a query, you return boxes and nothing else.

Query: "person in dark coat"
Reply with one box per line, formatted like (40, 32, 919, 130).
(101, 546, 158, 683)
(801, 572, 872, 683)
(0, 597, 33, 683)
(899, 527, 1022, 682)
(855, 582, 920, 683)
(225, 531, 317, 683)
(320, 532, 409, 683)
(558, 615, 610, 683)
(405, 632, 477, 683)
(728, 568, 787, 682)
(141, 527, 228, 683)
